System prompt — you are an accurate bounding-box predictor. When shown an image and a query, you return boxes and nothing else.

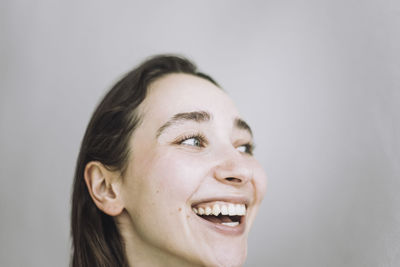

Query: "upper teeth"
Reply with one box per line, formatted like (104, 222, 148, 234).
(192, 203, 246, 216)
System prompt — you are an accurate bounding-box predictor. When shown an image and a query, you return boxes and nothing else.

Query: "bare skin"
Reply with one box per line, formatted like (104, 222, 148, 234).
(85, 74, 267, 267)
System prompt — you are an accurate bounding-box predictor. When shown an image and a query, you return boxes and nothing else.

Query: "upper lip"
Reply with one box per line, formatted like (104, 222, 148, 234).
(190, 195, 251, 207)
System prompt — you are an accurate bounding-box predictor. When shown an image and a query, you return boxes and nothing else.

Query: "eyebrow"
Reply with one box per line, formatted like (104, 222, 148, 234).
(156, 111, 211, 138)
(234, 117, 253, 137)
(156, 110, 253, 138)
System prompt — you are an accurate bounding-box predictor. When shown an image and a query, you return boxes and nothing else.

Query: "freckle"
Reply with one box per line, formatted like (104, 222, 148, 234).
(187, 215, 190, 219)
(178, 208, 182, 212)
(156, 190, 159, 194)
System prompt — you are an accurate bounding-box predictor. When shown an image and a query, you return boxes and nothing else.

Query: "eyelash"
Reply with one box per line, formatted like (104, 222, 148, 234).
(175, 133, 255, 155)
(176, 133, 207, 147)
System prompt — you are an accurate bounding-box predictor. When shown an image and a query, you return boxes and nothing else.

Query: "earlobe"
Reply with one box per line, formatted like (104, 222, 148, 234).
(84, 161, 124, 216)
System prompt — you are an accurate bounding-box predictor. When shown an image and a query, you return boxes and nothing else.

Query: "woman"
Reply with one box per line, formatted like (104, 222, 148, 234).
(71, 55, 267, 267)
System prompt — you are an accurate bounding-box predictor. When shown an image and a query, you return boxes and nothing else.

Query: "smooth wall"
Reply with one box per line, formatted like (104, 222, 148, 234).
(1, 1, 399, 266)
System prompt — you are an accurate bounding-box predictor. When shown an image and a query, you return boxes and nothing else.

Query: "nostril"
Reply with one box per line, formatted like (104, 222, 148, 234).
(225, 177, 242, 183)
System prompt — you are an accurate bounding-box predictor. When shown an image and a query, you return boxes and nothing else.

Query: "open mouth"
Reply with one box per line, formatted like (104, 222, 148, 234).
(192, 202, 246, 227)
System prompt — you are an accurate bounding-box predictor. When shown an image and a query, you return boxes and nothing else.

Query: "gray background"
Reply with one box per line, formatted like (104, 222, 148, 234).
(1, 0, 399, 266)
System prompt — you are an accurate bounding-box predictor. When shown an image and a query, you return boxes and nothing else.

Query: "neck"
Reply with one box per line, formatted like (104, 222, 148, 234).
(116, 212, 204, 267)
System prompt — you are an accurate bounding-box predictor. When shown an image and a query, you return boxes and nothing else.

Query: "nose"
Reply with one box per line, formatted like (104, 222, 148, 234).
(212, 151, 253, 186)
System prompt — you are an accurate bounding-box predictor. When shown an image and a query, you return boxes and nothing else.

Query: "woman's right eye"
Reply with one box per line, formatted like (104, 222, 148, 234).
(177, 133, 207, 148)
(181, 137, 202, 147)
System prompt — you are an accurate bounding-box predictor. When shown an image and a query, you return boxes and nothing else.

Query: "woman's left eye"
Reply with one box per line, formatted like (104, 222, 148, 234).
(236, 144, 254, 155)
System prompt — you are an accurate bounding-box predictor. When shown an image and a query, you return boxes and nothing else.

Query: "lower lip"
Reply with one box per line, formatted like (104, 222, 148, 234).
(193, 212, 246, 236)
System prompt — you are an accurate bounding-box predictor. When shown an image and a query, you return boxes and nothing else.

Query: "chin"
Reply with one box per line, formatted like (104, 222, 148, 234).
(212, 244, 247, 267)
(187, 234, 248, 267)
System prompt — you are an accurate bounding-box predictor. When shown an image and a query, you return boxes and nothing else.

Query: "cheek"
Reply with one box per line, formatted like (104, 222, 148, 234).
(126, 149, 208, 211)
(251, 161, 268, 202)
(152, 150, 207, 198)
(121, 150, 209, 248)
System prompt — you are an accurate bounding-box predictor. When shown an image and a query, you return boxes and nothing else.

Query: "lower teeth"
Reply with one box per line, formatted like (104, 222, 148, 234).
(221, 222, 239, 227)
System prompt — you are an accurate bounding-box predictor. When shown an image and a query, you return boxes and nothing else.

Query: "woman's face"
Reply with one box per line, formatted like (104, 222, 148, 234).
(118, 73, 267, 267)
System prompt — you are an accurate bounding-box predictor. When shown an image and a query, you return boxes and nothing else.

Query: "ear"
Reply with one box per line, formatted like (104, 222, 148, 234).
(84, 161, 124, 216)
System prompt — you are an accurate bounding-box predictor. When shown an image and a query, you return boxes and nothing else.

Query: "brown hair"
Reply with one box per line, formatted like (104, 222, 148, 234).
(70, 55, 218, 267)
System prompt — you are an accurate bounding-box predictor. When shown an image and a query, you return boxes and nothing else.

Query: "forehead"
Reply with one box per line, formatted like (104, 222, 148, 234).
(138, 73, 240, 125)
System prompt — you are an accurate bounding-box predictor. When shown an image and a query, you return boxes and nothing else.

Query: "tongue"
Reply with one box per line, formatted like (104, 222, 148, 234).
(200, 215, 234, 224)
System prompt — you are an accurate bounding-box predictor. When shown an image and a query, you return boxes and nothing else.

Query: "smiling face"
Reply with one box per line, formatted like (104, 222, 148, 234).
(117, 73, 267, 267)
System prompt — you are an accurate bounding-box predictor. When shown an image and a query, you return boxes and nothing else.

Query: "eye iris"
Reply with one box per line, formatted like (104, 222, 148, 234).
(193, 138, 201, 146)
